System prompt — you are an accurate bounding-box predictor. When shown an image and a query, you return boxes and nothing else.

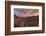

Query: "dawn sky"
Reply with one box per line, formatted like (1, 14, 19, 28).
(14, 8, 39, 17)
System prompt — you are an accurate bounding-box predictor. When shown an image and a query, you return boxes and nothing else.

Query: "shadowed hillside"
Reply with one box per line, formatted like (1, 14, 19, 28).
(14, 16, 39, 27)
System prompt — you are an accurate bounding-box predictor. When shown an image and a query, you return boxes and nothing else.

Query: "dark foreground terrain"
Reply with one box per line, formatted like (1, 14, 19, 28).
(14, 16, 39, 27)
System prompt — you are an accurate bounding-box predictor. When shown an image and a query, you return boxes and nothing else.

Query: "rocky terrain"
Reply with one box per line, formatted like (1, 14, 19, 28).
(14, 16, 39, 27)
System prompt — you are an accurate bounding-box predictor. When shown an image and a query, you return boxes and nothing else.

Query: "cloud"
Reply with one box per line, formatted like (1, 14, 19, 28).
(14, 9, 39, 17)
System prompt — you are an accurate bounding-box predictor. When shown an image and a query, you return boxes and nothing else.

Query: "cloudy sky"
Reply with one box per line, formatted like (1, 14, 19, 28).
(14, 8, 39, 17)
